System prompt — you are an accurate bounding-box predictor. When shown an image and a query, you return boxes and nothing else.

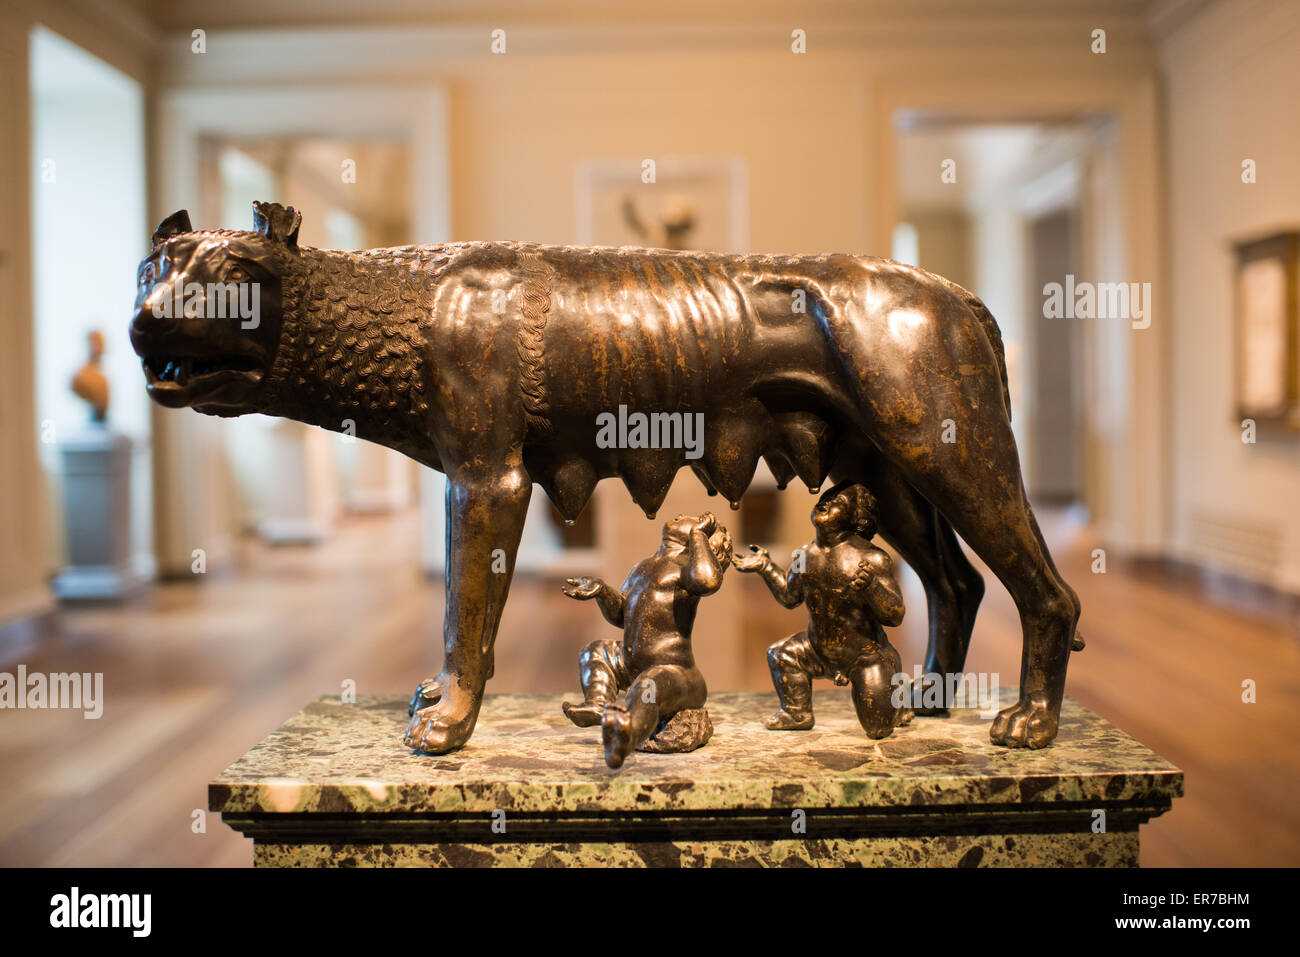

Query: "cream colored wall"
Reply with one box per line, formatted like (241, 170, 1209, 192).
(907, 208, 973, 290)
(0, 5, 51, 621)
(446, 61, 868, 254)
(1161, 0, 1300, 591)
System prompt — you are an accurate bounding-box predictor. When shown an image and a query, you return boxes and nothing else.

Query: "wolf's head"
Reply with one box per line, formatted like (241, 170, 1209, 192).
(130, 201, 298, 416)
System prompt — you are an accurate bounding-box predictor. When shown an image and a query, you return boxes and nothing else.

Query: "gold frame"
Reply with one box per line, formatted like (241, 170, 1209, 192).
(1233, 231, 1300, 432)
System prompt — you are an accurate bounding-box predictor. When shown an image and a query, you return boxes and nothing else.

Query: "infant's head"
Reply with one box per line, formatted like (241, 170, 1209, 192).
(661, 515, 695, 551)
(812, 482, 877, 539)
(661, 513, 732, 565)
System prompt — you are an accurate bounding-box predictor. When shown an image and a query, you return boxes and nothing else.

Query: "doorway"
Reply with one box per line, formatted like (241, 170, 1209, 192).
(29, 25, 150, 592)
(893, 118, 1099, 514)
(1028, 207, 1083, 504)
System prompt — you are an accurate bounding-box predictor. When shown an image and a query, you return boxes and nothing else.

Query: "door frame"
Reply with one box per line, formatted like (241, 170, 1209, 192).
(868, 73, 1167, 556)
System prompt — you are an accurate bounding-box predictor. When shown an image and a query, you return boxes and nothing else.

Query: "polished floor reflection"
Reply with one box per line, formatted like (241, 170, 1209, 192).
(0, 507, 1296, 866)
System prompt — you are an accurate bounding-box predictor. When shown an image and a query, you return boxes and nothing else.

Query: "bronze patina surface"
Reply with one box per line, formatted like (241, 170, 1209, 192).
(133, 202, 1082, 754)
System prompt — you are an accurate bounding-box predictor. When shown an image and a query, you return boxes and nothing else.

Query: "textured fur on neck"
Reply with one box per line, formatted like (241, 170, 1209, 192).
(257, 244, 454, 448)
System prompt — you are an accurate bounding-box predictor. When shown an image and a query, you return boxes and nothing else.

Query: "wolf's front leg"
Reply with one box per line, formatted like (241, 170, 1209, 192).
(405, 465, 532, 753)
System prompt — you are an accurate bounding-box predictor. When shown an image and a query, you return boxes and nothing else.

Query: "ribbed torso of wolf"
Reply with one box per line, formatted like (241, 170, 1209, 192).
(334, 240, 1008, 523)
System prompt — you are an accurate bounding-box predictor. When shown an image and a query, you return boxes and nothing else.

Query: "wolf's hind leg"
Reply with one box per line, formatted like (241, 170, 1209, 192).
(836, 446, 985, 716)
(827, 294, 1080, 747)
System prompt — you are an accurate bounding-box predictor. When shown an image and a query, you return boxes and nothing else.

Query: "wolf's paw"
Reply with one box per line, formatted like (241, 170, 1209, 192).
(404, 684, 479, 753)
(989, 692, 1059, 749)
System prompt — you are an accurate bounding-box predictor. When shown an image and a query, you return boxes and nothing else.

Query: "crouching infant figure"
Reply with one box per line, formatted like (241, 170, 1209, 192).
(562, 513, 732, 768)
(734, 481, 912, 739)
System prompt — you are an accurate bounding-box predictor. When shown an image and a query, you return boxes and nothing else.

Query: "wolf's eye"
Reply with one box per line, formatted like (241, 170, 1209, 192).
(226, 265, 249, 284)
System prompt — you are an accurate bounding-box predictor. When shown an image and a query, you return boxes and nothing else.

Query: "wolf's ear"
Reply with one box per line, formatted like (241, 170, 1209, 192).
(151, 209, 192, 247)
(252, 201, 301, 250)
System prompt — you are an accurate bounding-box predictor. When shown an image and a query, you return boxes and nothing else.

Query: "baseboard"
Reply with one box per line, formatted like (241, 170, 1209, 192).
(52, 565, 148, 601)
(1166, 536, 1300, 599)
(1122, 552, 1300, 615)
(0, 586, 55, 626)
(258, 517, 330, 546)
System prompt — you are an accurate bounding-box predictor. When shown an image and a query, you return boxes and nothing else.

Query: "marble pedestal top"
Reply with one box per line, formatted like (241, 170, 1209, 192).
(210, 688, 1183, 818)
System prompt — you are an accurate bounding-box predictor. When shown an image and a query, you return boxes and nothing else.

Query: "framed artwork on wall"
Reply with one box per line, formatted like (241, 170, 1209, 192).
(575, 155, 748, 253)
(1234, 230, 1300, 433)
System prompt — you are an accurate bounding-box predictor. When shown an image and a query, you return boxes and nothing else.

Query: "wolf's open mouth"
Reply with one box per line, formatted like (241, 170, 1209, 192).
(144, 354, 260, 385)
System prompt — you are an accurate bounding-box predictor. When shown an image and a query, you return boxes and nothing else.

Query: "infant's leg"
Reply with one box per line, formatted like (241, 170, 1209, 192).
(849, 643, 906, 739)
(562, 639, 629, 727)
(766, 631, 823, 730)
(602, 664, 705, 768)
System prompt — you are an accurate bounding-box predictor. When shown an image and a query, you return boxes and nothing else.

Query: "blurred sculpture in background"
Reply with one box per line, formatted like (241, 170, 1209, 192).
(621, 194, 697, 250)
(735, 482, 912, 739)
(561, 512, 731, 768)
(71, 329, 110, 424)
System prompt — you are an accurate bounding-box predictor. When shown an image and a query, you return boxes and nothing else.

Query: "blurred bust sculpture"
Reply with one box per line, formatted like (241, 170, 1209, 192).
(71, 329, 110, 424)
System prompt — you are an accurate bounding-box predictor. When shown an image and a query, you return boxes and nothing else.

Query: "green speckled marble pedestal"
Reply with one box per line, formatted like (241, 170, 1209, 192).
(210, 689, 1182, 867)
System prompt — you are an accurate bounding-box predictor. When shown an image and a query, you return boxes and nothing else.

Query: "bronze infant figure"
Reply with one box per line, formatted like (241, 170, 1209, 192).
(561, 512, 731, 768)
(130, 201, 1082, 754)
(735, 481, 912, 739)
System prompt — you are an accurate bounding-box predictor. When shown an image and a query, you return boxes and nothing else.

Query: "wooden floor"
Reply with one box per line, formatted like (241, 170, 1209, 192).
(1, 506, 1296, 867)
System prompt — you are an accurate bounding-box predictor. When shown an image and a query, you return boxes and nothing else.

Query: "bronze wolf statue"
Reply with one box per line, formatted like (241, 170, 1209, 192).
(130, 202, 1081, 753)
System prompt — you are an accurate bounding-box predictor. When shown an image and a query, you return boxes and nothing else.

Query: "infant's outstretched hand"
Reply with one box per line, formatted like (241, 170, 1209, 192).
(562, 576, 603, 599)
(732, 544, 769, 572)
(694, 512, 717, 536)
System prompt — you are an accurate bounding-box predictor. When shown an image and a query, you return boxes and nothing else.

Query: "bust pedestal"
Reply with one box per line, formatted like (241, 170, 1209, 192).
(52, 431, 140, 600)
(210, 689, 1181, 867)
